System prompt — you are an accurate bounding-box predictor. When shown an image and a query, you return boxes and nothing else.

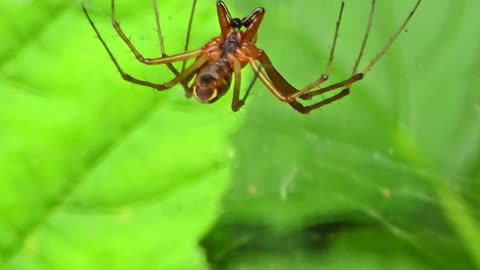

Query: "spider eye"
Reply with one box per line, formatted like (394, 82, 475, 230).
(242, 17, 253, 28)
(231, 18, 242, 28)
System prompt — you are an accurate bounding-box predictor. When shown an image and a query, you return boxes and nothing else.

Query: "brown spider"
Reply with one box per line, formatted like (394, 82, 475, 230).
(81, 0, 422, 114)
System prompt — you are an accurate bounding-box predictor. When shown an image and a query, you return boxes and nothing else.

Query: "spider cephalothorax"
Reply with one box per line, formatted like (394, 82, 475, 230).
(191, 2, 264, 104)
(82, 0, 422, 113)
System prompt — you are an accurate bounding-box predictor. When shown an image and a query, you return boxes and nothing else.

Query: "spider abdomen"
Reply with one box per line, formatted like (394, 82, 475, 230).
(192, 62, 233, 104)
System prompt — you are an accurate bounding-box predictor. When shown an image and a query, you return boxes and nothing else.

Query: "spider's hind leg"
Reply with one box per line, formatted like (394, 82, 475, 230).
(288, 88, 350, 114)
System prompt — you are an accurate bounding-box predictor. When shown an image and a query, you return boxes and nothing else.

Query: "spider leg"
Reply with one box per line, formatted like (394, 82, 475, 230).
(242, 65, 262, 104)
(118, 52, 206, 91)
(294, 0, 372, 105)
(287, 0, 373, 103)
(362, 0, 422, 76)
(181, 0, 198, 72)
(249, 60, 354, 114)
(348, 0, 376, 86)
(151, 0, 197, 95)
(290, 1, 345, 99)
(242, 7, 266, 43)
(217, 1, 233, 39)
(246, 1, 344, 102)
(231, 59, 243, 112)
(111, 0, 202, 66)
(288, 89, 350, 114)
(151, 0, 181, 74)
(249, 0, 421, 114)
(305, 0, 422, 98)
(82, 4, 207, 91)
(247, 58, 293, 102)
(243, 1, 346, 104)
(152, 0, 184, 85)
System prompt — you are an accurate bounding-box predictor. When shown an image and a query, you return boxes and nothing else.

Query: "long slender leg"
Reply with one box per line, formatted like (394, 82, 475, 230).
(362, 0, 422, 75)
(151, 0, 180, 74)
(254, 50, 361, 103)
(82, 4, 205, 90)
(181, 0, 198, 72)
(231, 61, 261, 112)
(248, 59, 290, 101)
(290, 1, 345, 99)
(111, 0, 202, 65)
(250, 59, 352, 114)
(288, 89, 350, 114)
(306, 0, 422, 99)
(251, 0, 421, 113)
(179, 0, 199, 98)
(242, 65, 262, 104)
(348, 0, 376, 87)
(231, 60, 243, 112)
(151, 0, 190, 93)
(255, 0, 351, 101)
(298, 0, 376, 102)
(249, 1, 344, 102)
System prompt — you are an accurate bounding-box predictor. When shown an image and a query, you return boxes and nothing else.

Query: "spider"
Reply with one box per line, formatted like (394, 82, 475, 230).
(81, 0, 422, 114)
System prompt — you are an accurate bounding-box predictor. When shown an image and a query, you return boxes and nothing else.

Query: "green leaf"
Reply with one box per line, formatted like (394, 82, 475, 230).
(202, 0, 480, 269)
(1, 0, 479, 270)
(0, 1, 236, 269)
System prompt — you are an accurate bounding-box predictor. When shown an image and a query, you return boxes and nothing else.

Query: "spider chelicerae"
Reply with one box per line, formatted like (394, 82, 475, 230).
(82, 0, 422, 114)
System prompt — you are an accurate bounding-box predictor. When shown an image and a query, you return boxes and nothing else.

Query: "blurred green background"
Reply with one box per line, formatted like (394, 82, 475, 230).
(1, 0, 479, 269)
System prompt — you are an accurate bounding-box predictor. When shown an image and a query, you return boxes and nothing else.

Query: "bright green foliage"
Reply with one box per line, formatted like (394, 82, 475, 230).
(0, 0, 479, 270)
(0, 1, 233, 269)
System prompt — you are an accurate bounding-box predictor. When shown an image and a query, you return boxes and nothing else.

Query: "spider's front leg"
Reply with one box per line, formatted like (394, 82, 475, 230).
(112, 0, 193, 90)
(82, 3, 208, 91)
